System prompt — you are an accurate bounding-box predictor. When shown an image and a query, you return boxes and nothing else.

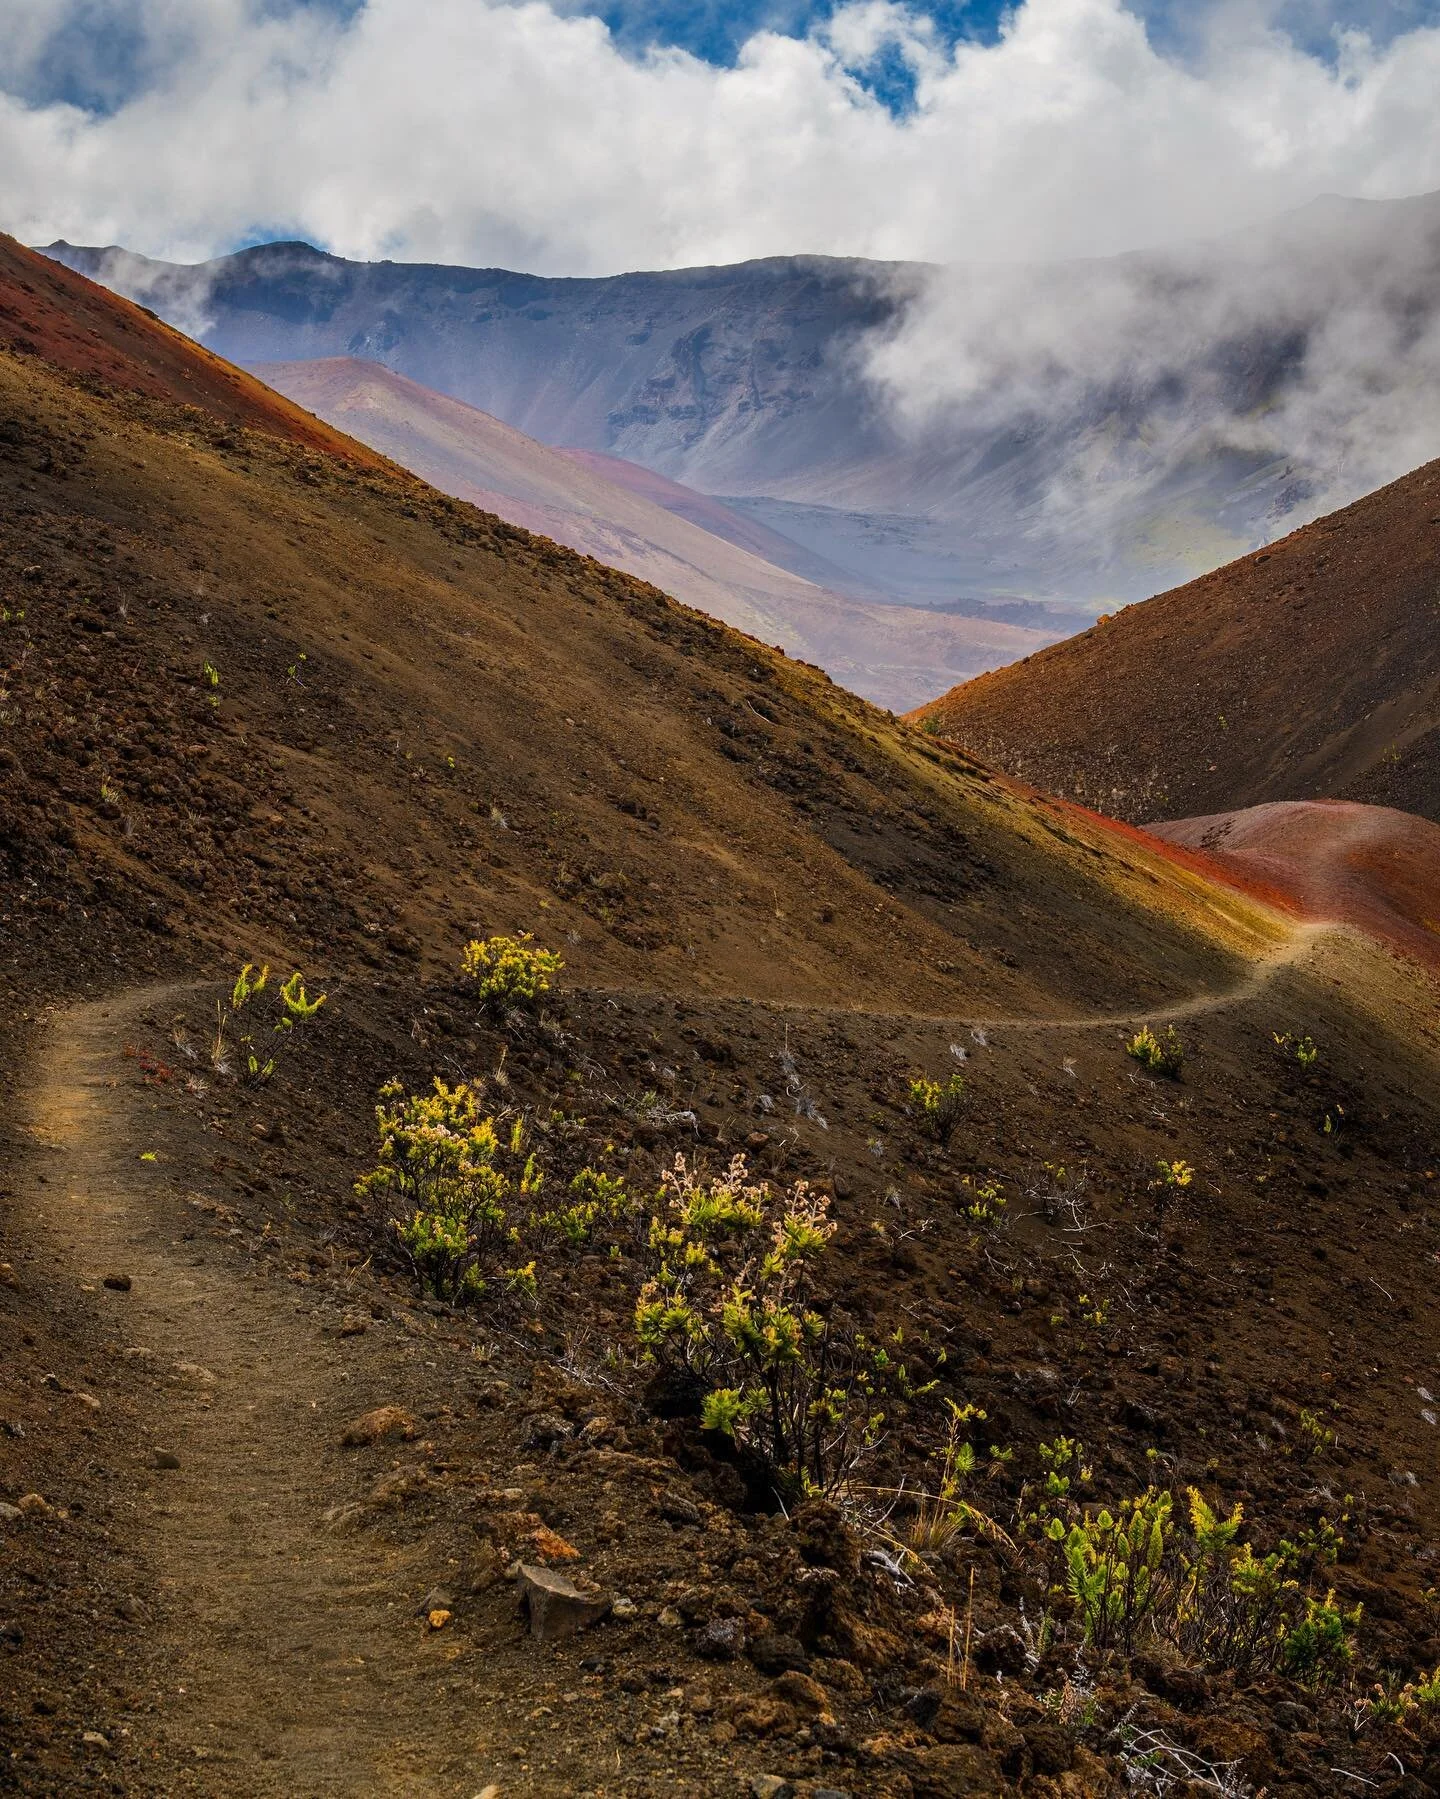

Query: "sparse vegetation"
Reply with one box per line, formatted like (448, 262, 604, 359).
(634, 1153, 915, 1498)
(357, 1079, 540, 1303)
(211, 962, 326, 1086)
(908, 1071, 966, 1143)
(462, 932, 563, 1016)
(1127, 1024, 1185, 1077)
(1274, 1031, 1319, 1068)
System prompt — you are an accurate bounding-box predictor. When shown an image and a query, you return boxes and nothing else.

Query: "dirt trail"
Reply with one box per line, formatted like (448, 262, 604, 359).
(19, 985, 495, 1798)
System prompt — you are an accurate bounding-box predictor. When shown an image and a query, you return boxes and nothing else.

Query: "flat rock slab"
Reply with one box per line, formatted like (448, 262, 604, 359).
(515, 1563, 611, 1642)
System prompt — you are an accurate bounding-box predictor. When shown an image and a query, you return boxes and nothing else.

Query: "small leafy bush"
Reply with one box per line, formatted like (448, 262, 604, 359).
(357, 1079, 541, 1303)
(960, 1176, 1006, 1228)
(908, 1072, 966, 1144)
(1024, 1443, 1355, 1680)
(462, 933, 563, 1015)
(212, 962, 326, 1086)
(1273, 1031, 1319, 1069)
(634, 1154, 913, 1498)
(1126, 1025, 1184, 1078)
(532, 1166, 632, 1249)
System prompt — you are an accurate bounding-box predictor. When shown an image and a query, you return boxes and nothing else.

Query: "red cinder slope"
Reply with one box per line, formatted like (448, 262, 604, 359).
(0, 235, 382, 467)
(1154, 800, 1440, 973)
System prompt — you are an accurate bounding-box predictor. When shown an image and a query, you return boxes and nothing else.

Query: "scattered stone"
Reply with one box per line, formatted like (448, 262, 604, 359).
(657, 1606, 683, 1628)
(75, 1391, 101, 1411)
(172, 1362, 216, 1385)
(611, 1596, 637, 1619)
(420, 1586, 455, 1617)
(17, 1493, 52, 1517)
(0, 1502, 23, 1523)
(0, 1262, 18, 1289)
(81, 1731, 110, 1751)
(152, 1450, 181, 1470)
(338, 1314, 369, 1336)
(114, 1596, 147, 1622)
(768, 1669, 830, 1716)
(519, 1411, 571, 1452)
(792, 1497, 860, 1576)
(695, 1616, 747, 1661)
(102, 1273, 132, 1292)
(340, 1405, 417, 1447)
(514, 1564, 612, 1642)
(659, 1491, 701, 1527)
(529, 1524, 580, 1562)
(427, 1609, 452, 1631)
(750, 1778, 794, 1799)
(811, 1789, 852, 1799)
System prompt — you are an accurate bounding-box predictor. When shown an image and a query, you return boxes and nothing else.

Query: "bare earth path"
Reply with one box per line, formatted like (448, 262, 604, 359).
(19, 984, 497, 1798)
(11, 926, 1337, 1794)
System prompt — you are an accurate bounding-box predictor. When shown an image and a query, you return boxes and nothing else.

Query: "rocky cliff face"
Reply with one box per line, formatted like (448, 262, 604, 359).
(43, 240, 915, 494)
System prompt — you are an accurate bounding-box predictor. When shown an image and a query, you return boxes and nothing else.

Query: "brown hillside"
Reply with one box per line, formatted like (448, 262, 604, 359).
(253, 354, 1054, 713)
(5, 239, 1440, 1798)
(912, 457, 1440, 825)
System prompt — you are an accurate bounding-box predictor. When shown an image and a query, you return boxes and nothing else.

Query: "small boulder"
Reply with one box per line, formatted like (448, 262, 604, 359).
(973, 1623, 1026, 1676)
(751, 1779, 795, 1799)
(748, 1628, 809, 1674)
(768, 1669, 831, 1716)
(16, 1493, 52, 1517)
(340, 1405, 417, 1447)
(514, 1563, 612, 1642)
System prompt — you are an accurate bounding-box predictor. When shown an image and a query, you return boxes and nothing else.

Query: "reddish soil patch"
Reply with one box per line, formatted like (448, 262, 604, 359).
(1154, 800, 1440, 975)
(0, 235, 382, 468)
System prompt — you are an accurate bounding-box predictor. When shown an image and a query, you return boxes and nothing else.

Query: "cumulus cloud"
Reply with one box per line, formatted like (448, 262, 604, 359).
(2, 0, 1440, 275)
(863, 187, 1440, 554)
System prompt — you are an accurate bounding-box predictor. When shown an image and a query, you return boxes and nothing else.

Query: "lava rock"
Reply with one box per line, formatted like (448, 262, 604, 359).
(748, 1628, 810, 1674)
(339, 1405, 417, 1447)
(695, 1616, 747, 1661)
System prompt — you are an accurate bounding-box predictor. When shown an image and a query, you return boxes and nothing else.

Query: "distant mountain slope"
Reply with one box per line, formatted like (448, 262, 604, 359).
(255, 356, 1054, 711)
(41, 196, 1440, 623)
(0, 230, 1291, 1025)
(552, 445, 884, 598)
(912, 457, 1440, 825)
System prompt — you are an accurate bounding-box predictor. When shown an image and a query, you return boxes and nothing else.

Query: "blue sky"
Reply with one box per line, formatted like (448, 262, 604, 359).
(21, 0, 1440, 119)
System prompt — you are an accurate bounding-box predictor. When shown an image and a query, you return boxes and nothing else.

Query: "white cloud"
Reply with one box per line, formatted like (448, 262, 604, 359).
(2, 0, 1440, 275)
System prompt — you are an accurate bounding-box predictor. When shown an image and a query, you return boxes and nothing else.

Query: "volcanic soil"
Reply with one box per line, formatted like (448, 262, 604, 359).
(4, 238, 1440, 1799)
(911, 457, 1440, 827)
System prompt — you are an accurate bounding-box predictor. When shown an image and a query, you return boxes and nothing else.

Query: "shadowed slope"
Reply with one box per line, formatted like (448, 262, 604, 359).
(912, 456, 1440, 825)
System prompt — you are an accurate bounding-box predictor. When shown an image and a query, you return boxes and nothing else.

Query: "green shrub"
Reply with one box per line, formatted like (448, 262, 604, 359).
(1273, 1031, 1319, 1069)
(356, 1079, 540, 1303)
(959, 1176, 1006, 1227)
(1126, 1024, 1184, 1078)
(462, 932, 562, 1015)
(1024, 1447, 1354, 1679)
(908, 1072, 966, 1144)
(634, 1154, 912, 1498)
(211, 962, 326, 1086)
